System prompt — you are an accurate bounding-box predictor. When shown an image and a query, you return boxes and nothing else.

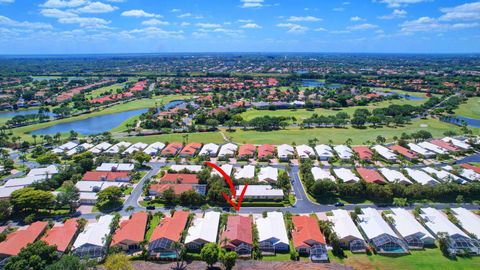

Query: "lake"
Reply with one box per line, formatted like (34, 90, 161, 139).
(442, 115, 480, 128)
(30, 100, 185, 135)
(0, 109, 54, 118)
(301, 80, 342, 89)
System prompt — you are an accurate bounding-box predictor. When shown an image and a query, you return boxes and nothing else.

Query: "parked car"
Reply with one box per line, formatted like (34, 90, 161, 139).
(146, 205, 155, 210)
(334, 202, 345, 207)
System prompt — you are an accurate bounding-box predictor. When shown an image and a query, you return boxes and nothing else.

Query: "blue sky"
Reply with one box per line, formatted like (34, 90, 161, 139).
(0, 0, 479, 54)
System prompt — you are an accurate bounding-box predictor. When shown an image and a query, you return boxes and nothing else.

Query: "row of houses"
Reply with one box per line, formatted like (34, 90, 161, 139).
(52, 136, 474, 163)
(0, 165, 59, 200)
(311, 164, 480, 185)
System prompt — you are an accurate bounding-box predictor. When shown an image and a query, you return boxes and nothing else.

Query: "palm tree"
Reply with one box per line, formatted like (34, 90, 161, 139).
(171, 241, 185, 270)
(32, 134, 37, 145)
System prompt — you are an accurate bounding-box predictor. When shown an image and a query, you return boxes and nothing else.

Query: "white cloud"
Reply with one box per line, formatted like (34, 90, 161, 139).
(350, 16, 366, 21)
(121, 9, 161, 18)
(41, 0, 87, 8)
(237, 19, 253, 23)
(0, 15, 52, 29)
(142, 19, 169, 26)
(376, 0, 430, 8)
(379, 9, 407, 19)
(314, 27, 327, 31)
(241, 23, 261, 28)
(347, 23, 379, 30)
(76, 2, 117, 13)
(58, 16, 110, 28)
(180, 22, 190, 26)
(122, 27, 184, 39)
(0, 0, 15, 4)
(287, 16, 322, 22)
(277, 23, 308, 34)
(440, 2, 480, 21)
(171, 9, 181, 13)
(41, 8, 77, 18)
(196, 23, 222, 28)
(177, 13, 192, 18)
(240, 0, 264, 8)
(400, 16, 480, 33)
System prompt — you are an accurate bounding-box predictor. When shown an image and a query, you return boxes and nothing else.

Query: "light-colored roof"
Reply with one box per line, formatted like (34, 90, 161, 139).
(96, 163, 134, 172)
(333, 145, 353, 159)
(234, 165, 255, 179)
(420, 208, 468, 238)
(72, 215, 114, 249)
(451, 208, 480, 238)
(75, 181, 124, 192)
(296, 144, 316, 159)
(218, 143, 237, 157)
(328, 209, 364, 241)
(372, 145, 397, 160)
(421, 167, 465, 184)
(405, 168, 438, 185)
(237, 185, 283, 197)
(442, 137, 470, 149)
(408, 143, 435, 156)
(418, 141, 447, 154)
(199, 143, 220, 156)
(170, 165, 203, 173)
(258, 166, 278, 182)
(277, 144, 294, 158)
(89, 142, 112, 153)
(460, 169, 480, 181)
(123, 142, 148, 154)
(0, 186, 23, 199)
(315, 144, 334, 158)
(3, 175, 48, 188)
(311, 167, 335, 181)
(105, 142, 132, 153)
(28, 165, 58, 177)
(358, 207, 398, 240)
(333, 168, 359, 183)
(378, 168, 412, 184)
(212, 164, 233, 177)
(79, 192, 98, 200)
(143, 142, 166, 155)
(255, 212, 289, 246)
(185, 212, 220, 245)
(52, 141, 78, 153)
(387, 208, 434, 241)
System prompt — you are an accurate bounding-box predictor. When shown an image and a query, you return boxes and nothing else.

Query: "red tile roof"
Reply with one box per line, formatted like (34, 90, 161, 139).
(356, 167, 386, 184)
(220, 216, 252, 249)
(352, 146, 373, 161)
(111, 212, 148, 247)
(150, 184, 195, 195)
(430, 139, 460, 152)
(150, 211, 189, 243)
(291, 216, 326, 249)
(258, 144, 276, 159)
(161, 142, 183, 156)
(179, 142, 202, 156)
(159, 173, 199, 184)
(41, 218, 78, 253)
(461, 164, 480, 174)
(82, 171, 130, 182)
(0, 221, 48, 256)
(389, 145, 419, 159)
(238, 144, 256, 157)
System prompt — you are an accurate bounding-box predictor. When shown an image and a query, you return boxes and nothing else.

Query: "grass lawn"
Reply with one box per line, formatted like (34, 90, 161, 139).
(240, 99, 427, 122)
(146, 214, 162, 240)
(261, 253, 291, 261)
(11, 94, 190, 141)
(120, 131, 225, 144)
(223, 118, 471, 145)
(85, 83, 126, 99)
(454, 97, 480, 119)
(329, 249, 480, 270)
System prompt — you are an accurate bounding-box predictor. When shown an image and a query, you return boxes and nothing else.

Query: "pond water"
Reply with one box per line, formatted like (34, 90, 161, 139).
(394, 93, 426, 101)
(443, 115, 480, 128)
(0, 109, 54, 118)
(301, 80, 342, 89)
(30, 100, 186, 135)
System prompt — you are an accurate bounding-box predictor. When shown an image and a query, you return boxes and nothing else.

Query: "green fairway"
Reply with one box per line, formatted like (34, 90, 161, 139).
(240, 99, 427, 122)
(222, 118, 471, 145)
(120, 131, 225, 144)
(329, 249, 480, 270)
(11, 95, 190, 141)
(85, 83, 125, 99)
(454, 97, 480, 119)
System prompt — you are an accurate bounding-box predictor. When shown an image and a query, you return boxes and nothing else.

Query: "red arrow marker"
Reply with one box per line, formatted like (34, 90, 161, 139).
(205, 162, 249, 211)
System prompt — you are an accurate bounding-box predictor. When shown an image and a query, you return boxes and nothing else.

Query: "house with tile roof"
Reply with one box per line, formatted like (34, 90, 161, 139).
(41, 218, 79, 254)
(179, 142, 202, 157)
(0, 221, 49, 258)
(111, 212, 148, 252)
(291, 216, 328, 262)
(257, 144, 276, 161)
(356, 168, 387, 184)
(255, 212, 289, 254)
(159, 173, 199, 184)
(72, 215, 114, 259)
(185, 212, 220, 251)
(352, 146, 373, 161)
(238, 144, 256, 160)
(149, 211, 190, 259)
(389, 145, 419, 161)
(82, 171, 131, 182)
(161, 142, 183, 157)
(220, 216, 253, 257)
